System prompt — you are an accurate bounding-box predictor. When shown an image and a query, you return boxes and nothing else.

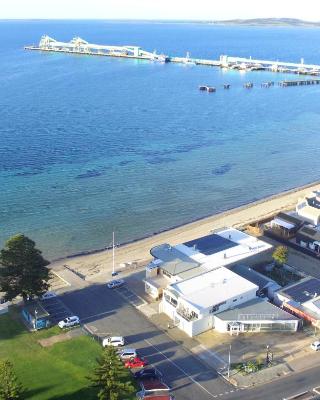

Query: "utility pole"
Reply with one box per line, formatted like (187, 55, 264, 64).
(228, 344, 232, 378)
(111, 232, 118, 277)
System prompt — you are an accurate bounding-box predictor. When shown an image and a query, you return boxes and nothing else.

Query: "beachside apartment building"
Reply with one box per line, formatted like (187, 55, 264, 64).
(296, 190, 320, 226)
(144, 227, 272, 300)
(160, 266, 258, 336)
(142, 228, 300, 337)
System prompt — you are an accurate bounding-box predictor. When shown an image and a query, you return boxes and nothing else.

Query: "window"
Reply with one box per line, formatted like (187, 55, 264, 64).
(162, 270, 172, 278)
(209, 301, 227, 313)
(233, 298, 237, 302)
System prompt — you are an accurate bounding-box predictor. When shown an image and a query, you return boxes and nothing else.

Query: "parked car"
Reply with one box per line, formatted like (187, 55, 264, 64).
(124, 356, 148, 369)
(40, 291, 57, 300)
(134, 368, 162, 380)
(102, 336, 125, 347)
(310, 341, 320, 351)
(107, 279, 125, 289)
(58, 316, 80, 328)
(117, 348, 138, 360)
(136, 379, 171, 398)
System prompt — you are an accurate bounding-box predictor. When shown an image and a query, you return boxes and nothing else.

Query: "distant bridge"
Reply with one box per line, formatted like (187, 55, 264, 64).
(25, 35, 169, 62)
(25, 36, 320, 76)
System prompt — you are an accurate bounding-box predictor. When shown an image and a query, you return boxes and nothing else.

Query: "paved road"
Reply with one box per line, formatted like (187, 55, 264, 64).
(59, 283, 235, 399)
(59, 282, 320, 400)
(225, 366, 320, 400)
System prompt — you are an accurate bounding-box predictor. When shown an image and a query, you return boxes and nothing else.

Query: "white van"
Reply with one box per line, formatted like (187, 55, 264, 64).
(117, 348, 137, 360)
(58, 316, 80, 328)
(102, 336, 125, 347)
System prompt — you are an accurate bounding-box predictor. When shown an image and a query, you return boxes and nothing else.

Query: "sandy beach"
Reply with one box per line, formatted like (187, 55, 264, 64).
(50, 181, 320, 279)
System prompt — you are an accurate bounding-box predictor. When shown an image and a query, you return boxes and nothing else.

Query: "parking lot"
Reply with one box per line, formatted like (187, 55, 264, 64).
(40, 296, 73, 325)
(114, 285, 146, 308)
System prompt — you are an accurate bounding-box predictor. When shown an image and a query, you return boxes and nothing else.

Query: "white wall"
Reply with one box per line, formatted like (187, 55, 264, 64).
(161, 298, 176, 319)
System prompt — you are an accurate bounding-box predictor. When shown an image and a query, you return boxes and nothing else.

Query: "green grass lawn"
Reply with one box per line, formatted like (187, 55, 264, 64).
(0, 308, 137, 399)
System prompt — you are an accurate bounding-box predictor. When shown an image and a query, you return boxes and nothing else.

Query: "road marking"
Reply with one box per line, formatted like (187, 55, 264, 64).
(198, 344, 227, 365)
(144, 339, 217, 399)
(81, 310, 116, 322)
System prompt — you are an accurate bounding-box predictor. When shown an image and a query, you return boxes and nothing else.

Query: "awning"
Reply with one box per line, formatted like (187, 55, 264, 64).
(272, 218, 295, 230)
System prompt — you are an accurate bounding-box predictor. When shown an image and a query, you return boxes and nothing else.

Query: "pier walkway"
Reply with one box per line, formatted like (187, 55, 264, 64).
(25, 35, 320, 76)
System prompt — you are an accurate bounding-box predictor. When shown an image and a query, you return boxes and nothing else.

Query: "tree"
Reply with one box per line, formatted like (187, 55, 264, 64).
(0, 234, 50, 302)
(0, 360, 24, 400)
(272, 245, 288, 267)
(89, 347, 134, 400)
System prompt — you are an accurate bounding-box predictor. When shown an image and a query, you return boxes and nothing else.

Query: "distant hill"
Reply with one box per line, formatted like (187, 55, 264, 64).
(210, 18, 320, 27)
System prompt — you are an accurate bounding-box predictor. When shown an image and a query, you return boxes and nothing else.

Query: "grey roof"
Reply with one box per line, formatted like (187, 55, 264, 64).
(231, 265, 280, 291)
(297, 226, 320, 241)
(178, 265, 209, 280)
(216, 298, 299, 322)
(150, 244, 199, 276)
(277, 212, 304, 226)
(278, 277, 320, 304)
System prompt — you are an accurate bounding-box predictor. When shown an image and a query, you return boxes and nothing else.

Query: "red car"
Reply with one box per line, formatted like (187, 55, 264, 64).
(124, 356, 148, 369)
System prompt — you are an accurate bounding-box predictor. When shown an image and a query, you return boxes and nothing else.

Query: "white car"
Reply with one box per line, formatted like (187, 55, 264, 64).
(102, 336, 125, 347)
(310, 341, 320, 351)
(58, 316, 80, 329)
(107, 279, 125, 289)
(40, 291, 57, 300)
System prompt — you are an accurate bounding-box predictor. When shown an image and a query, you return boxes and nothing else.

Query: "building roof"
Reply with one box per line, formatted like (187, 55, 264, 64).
(216, 298, 299, 322)
(150, 228, 272, 279)
(297, 226, 320, 242)
(278, 277, 320, 304)
(169, 267, 258, 311)
(184, 234, 237, 256)
(150, 244, 199, 276)
(277, 212, 304, 226)
(231, 264, 280, 291)
(175, 228, 271, 270)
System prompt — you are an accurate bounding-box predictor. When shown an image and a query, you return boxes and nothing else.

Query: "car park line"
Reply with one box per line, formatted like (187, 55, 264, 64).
(81, 309, 117, 323)
(144, 338, 219, 399)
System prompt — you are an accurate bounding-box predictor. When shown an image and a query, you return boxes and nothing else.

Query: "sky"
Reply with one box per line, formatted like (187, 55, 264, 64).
(1, 0, 320, 21)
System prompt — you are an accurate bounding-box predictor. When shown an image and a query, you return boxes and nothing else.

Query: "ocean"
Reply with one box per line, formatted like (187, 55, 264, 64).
(1, 20, 320, 259)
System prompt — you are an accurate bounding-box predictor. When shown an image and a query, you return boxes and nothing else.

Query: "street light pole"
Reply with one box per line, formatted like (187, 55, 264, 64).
(228, 344, 232, 378)
(34, 309, 38, 331)
(266, 345, 270, 366)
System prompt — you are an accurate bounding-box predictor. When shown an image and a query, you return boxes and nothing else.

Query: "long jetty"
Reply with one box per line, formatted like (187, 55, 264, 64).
(25, 35, 320, 76)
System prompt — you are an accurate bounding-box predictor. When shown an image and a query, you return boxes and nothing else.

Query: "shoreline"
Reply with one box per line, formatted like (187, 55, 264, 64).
(50, 180, 320, 276)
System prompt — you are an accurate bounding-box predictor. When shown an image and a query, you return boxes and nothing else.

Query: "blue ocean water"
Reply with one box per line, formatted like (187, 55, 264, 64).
(1, 20, 320, 259)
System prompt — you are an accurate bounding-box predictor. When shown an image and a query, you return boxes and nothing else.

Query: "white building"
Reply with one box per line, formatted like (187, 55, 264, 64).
(296, 190, 320, 226)
(144, 228, 272, 300)
(214, 298, 299, 334)
(160, 267, 259, 337)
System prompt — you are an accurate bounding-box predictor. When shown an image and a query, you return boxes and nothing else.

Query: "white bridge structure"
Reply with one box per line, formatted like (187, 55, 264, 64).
(26, 35, 169, 62)
(25, 36, 320, 76)
(220, 54, 320, 74)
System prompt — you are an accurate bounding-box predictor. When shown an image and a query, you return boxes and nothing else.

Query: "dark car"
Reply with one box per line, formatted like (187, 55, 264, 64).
(134, 368, 162, 380)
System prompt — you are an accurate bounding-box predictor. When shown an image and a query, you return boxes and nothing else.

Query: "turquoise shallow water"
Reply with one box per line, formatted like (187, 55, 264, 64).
(1, 21, 320, 259)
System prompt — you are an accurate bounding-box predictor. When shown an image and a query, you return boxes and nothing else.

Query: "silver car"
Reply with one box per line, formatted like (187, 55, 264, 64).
(107, 279, 125, 289)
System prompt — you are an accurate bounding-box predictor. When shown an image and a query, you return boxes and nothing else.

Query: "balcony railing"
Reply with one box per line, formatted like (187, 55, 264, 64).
(176, 308, 198, 322)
